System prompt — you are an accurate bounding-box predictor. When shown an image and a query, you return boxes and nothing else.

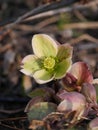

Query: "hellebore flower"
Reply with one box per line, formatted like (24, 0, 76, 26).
(88, 117, 98, 130)
(61, 62, 93, 91)
(57, 91, 87, 122)
(20, 34, 73, 84)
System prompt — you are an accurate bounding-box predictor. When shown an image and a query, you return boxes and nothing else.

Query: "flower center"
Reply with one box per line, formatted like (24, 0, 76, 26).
(44, 57, 55, 69)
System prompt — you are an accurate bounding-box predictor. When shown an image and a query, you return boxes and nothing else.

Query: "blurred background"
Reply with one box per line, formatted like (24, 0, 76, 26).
(0, 0, 98, 129)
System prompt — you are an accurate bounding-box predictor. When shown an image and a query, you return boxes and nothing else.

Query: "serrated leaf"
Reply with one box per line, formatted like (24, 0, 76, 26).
(27, 102, 57, 121)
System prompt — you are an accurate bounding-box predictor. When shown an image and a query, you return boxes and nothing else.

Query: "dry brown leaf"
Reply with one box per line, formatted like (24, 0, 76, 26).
(29, 120, 45, 130)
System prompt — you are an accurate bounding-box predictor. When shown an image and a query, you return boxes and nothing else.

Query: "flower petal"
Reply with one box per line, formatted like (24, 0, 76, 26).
(20, 55, 41, 76)
(70, 62, 93, 85)
(33, 69, 54, 84)
(32, 34, 58, 58)
(82, 83, 97, 104)
(20, 69, 32, 76)
(57, 92, 86, 121)
(55, 58, 72, 79)
(57, 44, 73, 61)
(88, 117, 98, 130)
(60, 73, 78, 92)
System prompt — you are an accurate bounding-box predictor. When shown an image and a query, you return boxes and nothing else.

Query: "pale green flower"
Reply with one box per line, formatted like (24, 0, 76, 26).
(20, 34, 73, 84)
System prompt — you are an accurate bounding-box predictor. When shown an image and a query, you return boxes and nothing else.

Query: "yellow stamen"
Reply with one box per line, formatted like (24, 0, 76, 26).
(44, 57, 55, 69)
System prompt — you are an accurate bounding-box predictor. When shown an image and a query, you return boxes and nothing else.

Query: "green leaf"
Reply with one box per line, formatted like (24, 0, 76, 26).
(28, 88, 45, 98)
(28, 87, 54, 99)
(25, 97, 44, 112)
(27, 102, 57, 121)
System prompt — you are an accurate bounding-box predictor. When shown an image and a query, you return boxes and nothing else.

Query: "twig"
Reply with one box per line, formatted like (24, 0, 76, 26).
(7, 0, 96, 24)
(0, 123, 22, 130)
(37, 21, 98, 33)
(68, 34, 98, 45)
(10, 0, 98, 33)
(13, 16, 59, 31)
(0, 28, 11, 41)
(0, 97, 30, 103)
(34, 16, 59, 29)
(0, 117, 27, 122)
(2, 0, 77, 29)
(73, 10, 87, 21)
(63, 22, 98, 29)
(0, 108, 24, 114)
(74, 43, 98, 50)
(13, 20, 98, 34)
(23, 2, 94, 22)
(0, 0, 98, 36)
(23, 6, 76, 22)
(0, 44, 13, 53)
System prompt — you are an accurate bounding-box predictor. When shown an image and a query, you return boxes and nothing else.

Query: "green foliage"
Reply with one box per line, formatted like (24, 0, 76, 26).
(27, 102, 57, 121)
(57, 13, 71, 30)
(28, 87, 54, 99)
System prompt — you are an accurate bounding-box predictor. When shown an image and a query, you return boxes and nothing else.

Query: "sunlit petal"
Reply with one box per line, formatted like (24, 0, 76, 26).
(20, 55, 41, 76)
(35, 77, 54, 84)
(32, 34, 58, 58)
(33, 69, 54, 84)
(20, 69, 33, 76)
